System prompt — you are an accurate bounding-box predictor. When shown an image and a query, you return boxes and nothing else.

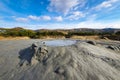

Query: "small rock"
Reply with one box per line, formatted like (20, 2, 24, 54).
(55, 67, 65, 74)
(87, 41, 96, 45)
(107, 45, 115, 50)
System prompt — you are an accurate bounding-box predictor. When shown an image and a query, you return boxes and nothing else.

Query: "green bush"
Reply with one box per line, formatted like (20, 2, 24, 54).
(0, 28, 119, 39)
(35, 31, 65, 38)
(18, 30, 36, 38)
(115, 31, 120, 35)
(66, 31, 97, 38)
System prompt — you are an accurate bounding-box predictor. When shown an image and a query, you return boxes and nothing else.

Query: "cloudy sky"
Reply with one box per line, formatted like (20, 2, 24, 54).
(0, 0, 120, 29)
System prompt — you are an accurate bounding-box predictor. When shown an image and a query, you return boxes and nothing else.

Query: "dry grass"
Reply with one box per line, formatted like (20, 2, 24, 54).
(0, 35, 111, 41)
(71, 35, 101, 40)
(0, 36, 30, 40)
(39, 36, 65, 39)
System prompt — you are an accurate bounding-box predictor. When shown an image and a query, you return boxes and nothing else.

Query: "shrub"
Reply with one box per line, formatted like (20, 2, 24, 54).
(115, 31, 120, 35)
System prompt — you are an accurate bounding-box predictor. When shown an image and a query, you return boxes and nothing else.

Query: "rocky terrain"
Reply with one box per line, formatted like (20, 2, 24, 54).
(0, 39, 120, 80)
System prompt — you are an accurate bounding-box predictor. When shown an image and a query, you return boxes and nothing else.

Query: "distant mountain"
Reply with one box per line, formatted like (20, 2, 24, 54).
(0, 27, 120, 33)
(102, 28, 120, 33)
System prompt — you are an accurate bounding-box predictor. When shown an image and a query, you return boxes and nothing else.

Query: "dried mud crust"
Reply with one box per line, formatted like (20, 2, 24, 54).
(0, 40, 120, 80)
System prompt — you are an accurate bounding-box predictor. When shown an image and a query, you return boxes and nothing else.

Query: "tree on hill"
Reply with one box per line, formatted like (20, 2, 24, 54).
(115, 31, 120, 35)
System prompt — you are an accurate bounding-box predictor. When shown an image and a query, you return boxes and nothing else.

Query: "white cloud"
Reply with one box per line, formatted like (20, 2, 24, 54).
(94, 0, 118, 10)
(54, 16, 63, 21)
(41, 16, 51, 21)
(15, 17, 28, 22)
(28, 15, 51, 21)
(41, 16, 51, 20)
(66, 11, 85, 20)
(75, 20, 120, 29)
(48, 21, 120, 29)
(15, 15, 51, 22)
(29, 21, 120, 29)
(36, 20, 120, 29)
(28, 15, 40, 20)
(1, 19, 120, 29)
(48, 0, 84, 15)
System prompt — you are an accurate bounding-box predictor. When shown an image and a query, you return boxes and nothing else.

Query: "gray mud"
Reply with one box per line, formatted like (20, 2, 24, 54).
(0, 39, 120, 80)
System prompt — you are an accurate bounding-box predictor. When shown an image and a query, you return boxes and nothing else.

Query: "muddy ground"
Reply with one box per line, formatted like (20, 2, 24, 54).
(0, 39, 120, 80)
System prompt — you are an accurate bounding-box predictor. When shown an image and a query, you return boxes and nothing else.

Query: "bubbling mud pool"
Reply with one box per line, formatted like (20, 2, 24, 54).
(44, 39, 77, 46)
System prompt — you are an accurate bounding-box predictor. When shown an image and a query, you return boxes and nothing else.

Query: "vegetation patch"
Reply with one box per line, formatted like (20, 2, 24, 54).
(0, 27, 120, 40)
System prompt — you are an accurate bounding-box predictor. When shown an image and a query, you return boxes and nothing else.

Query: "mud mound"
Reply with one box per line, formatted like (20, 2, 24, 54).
(0, 40, 120, 80)
(107, 45, 120, 52)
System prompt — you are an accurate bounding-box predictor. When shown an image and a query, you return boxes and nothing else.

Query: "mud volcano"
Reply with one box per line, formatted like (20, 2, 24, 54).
(0, 39, 120, 80)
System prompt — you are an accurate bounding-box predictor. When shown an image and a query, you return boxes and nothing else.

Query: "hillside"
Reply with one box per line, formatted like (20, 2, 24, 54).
(0, 27, 120, 40)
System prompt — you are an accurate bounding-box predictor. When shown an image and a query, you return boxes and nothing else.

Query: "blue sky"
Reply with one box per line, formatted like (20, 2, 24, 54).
(0, 0, 120, 29)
